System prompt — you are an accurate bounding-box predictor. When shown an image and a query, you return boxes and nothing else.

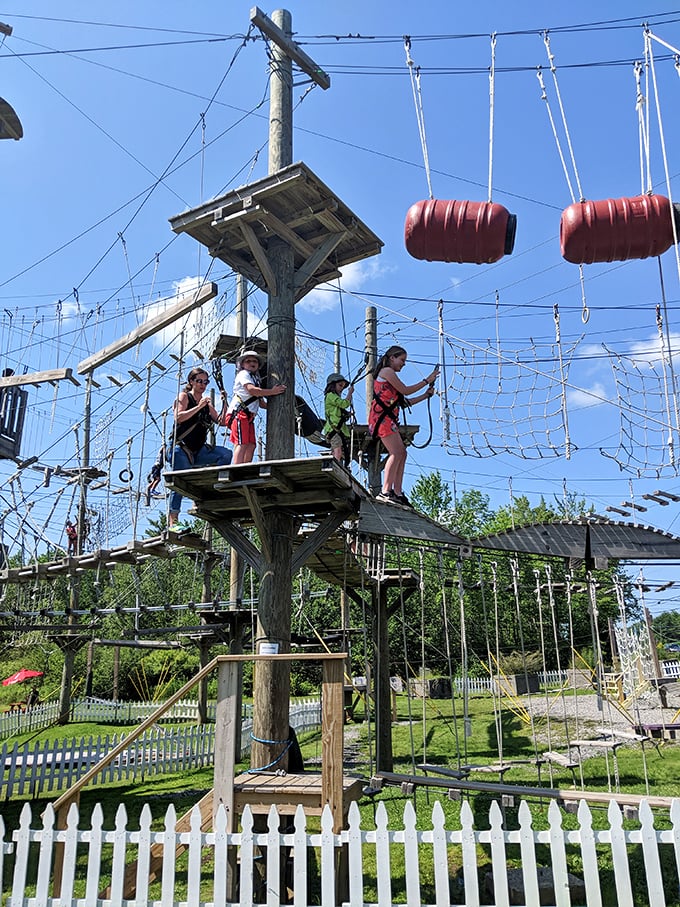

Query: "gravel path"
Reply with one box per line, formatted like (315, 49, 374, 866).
(519, 689, 680, 755)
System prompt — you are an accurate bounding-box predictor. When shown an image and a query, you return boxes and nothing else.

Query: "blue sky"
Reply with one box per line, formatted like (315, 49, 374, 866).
(4, 2, 680, 613)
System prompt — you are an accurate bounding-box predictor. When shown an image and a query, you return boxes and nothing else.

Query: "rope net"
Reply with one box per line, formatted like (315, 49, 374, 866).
(443, 336, 580, 459)
(601, 344, 680, 476)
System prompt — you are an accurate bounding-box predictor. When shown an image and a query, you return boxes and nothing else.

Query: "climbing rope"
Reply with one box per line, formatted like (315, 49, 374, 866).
(404, 36, 434, 199)
(553, 304, 573, 460)
(488, 32, 497, 204)
(536, 50, 590, 323)
(634, 59, 652, 196)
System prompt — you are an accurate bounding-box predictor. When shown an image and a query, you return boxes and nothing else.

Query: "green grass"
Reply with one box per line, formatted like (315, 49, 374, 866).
(3, 693, 680, 905)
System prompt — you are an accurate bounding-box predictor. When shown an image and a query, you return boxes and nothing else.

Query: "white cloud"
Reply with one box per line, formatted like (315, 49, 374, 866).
(297, 257, 389, 312)
(567, 382, 610, 409)
(627, 331, 680, 367)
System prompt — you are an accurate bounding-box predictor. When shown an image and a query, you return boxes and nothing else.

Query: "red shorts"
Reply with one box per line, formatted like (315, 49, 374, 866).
(372, 418, 399, 440)
(229, 410, 256, 446)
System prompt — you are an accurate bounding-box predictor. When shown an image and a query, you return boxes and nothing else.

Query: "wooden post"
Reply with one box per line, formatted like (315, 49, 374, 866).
(251, 7, 295, 774)
(364, 306, 381, 495)
(375, 582, 393, 772)
(57, 375, 94, 724)
(321, 656, 345, 832)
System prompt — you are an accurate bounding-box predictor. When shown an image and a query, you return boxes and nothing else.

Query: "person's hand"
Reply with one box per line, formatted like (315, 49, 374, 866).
(426, 384, 436, 398)
(428, 366, 440, 384)
(272, 384, 287, 395)
(347, 385, 354, 397)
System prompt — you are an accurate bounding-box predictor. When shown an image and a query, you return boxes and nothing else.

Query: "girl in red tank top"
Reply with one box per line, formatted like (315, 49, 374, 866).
(368, 346, 439, 507)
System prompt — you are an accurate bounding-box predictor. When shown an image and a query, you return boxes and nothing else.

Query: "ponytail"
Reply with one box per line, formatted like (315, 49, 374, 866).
(373, 345, 407, 379)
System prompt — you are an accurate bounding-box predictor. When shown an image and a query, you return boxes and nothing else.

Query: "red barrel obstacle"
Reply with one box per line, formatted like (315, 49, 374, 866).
(560, 194, 680, 264)
(404, 199, 517, 265)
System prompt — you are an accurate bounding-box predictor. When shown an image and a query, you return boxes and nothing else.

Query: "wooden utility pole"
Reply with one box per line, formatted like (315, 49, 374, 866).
(364, 306, 380, 495)
(230, 273, 247, 608)
(250, 8, 330, 772)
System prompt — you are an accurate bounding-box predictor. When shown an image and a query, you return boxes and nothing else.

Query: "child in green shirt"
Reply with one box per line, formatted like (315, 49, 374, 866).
(323, 373, 354, 464)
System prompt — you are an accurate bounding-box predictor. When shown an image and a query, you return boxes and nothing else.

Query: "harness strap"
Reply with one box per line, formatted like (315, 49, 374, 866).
(370, 393, 404, 438)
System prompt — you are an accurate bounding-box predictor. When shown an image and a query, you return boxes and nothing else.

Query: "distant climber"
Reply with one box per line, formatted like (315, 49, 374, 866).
(65, 519, 77, 555)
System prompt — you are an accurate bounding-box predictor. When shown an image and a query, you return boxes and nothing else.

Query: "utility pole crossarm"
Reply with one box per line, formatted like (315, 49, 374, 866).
(250, 6, 331, 90)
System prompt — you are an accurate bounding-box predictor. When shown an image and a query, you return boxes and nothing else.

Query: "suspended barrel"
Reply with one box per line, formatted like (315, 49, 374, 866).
(560, 194, 680, 264)
(404, 199, 517, 264)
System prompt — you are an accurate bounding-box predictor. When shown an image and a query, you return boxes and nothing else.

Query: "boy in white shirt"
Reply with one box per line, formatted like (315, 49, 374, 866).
(227, 350, 286, 464)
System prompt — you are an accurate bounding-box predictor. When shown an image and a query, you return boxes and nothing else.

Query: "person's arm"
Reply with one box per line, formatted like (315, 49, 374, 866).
(405, 384, 437, 406)
(379, 365, 439, 396)
(243, 380, 287, 398)
(174, 391, 211, 424)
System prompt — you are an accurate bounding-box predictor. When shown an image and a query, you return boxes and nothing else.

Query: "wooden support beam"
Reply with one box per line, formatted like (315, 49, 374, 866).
(250, 6, 331, 90)
(256, 206, 315, 257)
(242, 487, 273, 563)
(294, 231, 346, 293)
(210, 520, 263, 573)
(321, 656, 345, 832)
(0, 367, 80, 389)
(291, 512, 347, 573)
(237, 220, 277, 295)
(213, 660, 240, 830)
(77, 282, 217, 374)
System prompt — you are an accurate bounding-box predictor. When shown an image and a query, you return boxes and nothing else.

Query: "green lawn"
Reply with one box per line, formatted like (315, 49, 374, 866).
(2, 693, 680, 905)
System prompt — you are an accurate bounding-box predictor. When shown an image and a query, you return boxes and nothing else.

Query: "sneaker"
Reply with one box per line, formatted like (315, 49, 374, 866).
(375, 491, 399, 504)
(394, 492, 414, 508)
(169, 521, 191, 533)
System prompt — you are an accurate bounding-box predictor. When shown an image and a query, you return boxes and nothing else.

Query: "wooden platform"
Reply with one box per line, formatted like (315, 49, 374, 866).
(637, 723, 680, 740)
(169, 161, 383, 302)
(233, 771, 363, 818)
(166, 456, 363, 523)
(0, 531, 210, 583)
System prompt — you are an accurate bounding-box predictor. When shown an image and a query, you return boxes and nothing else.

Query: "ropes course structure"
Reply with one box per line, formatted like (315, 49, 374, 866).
(6, 10, 680, 821)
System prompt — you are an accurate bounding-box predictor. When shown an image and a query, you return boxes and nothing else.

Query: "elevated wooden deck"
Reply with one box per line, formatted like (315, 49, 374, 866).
(0, 530, 210, 583)
(169, 161, 383, 303)
(167, 455, 363, 523)
(164, 456, 468, 587)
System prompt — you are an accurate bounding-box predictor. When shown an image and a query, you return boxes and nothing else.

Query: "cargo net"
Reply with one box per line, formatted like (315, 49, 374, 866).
(442, 337, 579, 459)
(600, 345, 680, 477)
(615, 622, 654, 705)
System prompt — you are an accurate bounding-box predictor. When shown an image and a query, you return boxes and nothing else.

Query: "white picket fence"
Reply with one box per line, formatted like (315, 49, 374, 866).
(0, 695, 318, 743)
(0, 698, 210, 742)
(0, 700, 321, 801)
(3, 796, 680, 906)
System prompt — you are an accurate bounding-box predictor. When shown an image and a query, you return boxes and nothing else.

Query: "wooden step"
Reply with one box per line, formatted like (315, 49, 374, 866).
(99, 789, 214, 899)
(543, 751, 579, 768)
